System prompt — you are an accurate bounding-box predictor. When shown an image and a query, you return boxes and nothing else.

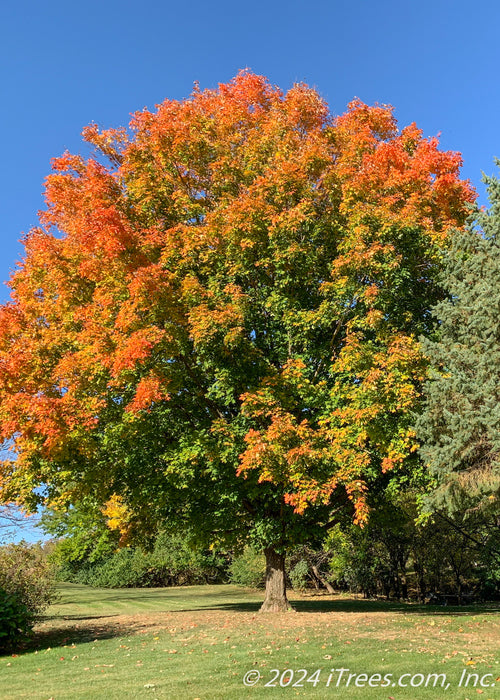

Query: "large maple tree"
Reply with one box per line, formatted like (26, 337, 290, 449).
(0, 72, 474, 610)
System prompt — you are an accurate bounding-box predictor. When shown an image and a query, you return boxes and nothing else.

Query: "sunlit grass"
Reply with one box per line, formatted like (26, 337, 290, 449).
(1, 583, 499, 699)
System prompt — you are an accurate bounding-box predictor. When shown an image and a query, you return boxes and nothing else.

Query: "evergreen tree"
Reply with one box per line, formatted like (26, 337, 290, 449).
(417, 168, 500, 517)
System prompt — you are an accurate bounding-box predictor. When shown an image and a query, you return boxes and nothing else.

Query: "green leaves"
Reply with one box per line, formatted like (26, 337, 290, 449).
(0, 73, 475, 563)
(417, 172, 500, 516)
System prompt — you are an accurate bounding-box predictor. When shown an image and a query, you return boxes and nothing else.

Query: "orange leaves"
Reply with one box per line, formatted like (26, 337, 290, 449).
(238, 408, 327, 511)
(186, 283, 247, 349)
(283, 82, 329, 132)
(237, 358, 372, 519)
(0, 72, 476, 527)
(216, 70, 279, 113)
(333, 99, 475, 244)
(238, 401, 372, 522)
(41, 154, 136, 270)
(125, 374, 169, 414)
(239, 411, 315, 480)
(332, 98, 398, 184)
(82, 123, 129, 166)
(111, 327, 165, 375)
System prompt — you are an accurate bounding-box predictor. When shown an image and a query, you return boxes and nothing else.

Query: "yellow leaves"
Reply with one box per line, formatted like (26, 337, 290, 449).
(314, 329, 425, 509)
(365, 309, 384, 328)
(269, 200, 313, 236)
(0, 72, 477, 524)
(102, 494, 127, 529)
(186, 283, 248, 349)
(281, 357, 307, 381)
(102, 494, 132, 544)
(334, 331, 424, 414)
(188, 301, 244, 348)
(381, 432, 417, 473)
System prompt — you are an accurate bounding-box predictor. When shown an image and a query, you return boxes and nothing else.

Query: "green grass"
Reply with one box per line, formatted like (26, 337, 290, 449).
(1, 583, 499, 699)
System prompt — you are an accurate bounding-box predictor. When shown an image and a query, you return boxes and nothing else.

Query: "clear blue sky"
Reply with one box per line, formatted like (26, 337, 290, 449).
(1, 0, 499, 538)
(2, 0, 500, 301)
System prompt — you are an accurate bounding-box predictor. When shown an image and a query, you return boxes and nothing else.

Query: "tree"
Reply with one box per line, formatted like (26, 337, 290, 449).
(416, 168, 500, 524)
(0, 72, 474, 611)
(326, 492, 498, 600)
(0, 504, 41, 544)
(40, 497, 122, 568)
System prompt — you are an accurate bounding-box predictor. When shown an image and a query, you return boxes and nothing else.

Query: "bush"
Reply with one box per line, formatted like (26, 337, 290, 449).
(0, 542, 57, 615)
(0, 542, 57, 650)
(57, 531, 229, 588)
(289, 559, 309, 592)
(142, 531, 228, 587)
(0, 588, 31, 650)
(229, 547, 266, 588)
(43, 500, 121, 572)
(72, 548, 145, 588)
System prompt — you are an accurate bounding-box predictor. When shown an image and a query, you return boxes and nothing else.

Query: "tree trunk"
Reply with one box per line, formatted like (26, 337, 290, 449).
(260, 547, 294, 612)
(311, 564, 335, 594)
(414, 560, 426, 602)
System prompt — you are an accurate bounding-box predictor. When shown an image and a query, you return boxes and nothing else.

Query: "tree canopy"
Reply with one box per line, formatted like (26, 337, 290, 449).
(0, 72, 475, 609)
(417, 170, 500, 518)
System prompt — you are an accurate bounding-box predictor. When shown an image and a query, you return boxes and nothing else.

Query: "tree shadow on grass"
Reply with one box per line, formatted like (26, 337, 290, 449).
(13, 614, 124, 655)
(6, 595, 498, 658)
(180, 597, 500, 616)
(292, 598, 500, 616)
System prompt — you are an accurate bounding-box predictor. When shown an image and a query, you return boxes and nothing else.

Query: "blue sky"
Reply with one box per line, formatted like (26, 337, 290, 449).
(1, 0, 500, 539)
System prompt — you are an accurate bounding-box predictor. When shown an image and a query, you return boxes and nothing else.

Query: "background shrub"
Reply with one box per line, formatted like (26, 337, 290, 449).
(141, 531, 228, 587)
(0, 587, 31, 650)
(0, 542, 57, 650)
(71, 548, 145, 588)
(229, 547, 266, 588)
(289, 559, 309, 592)
(55, 531, 229, 588)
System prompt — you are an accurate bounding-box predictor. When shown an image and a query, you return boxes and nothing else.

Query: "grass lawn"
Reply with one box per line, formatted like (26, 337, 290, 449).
(1, 583, 499, 699)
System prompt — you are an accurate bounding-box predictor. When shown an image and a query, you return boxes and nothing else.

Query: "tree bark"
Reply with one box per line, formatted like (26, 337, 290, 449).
(311, 564, 335, 594)
(260, 547, 294, 612)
